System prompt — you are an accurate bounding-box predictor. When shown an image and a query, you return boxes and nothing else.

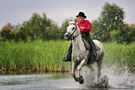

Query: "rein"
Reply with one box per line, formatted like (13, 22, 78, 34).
(70, 24, 80, 40)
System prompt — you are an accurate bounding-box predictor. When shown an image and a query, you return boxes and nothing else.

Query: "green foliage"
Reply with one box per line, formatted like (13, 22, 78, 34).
(128, 24, 135, 43)
(60, 19, 70, 38)
(92, 20, 105, 41)
(1, 23, 14, 41)
(101, 2, 124, 31)
(23, 13, 62, 41)
(0, 40, 135, 73)
(0, 2, 134, 44)
(0, 40, 70, 73)
(104, 42, 135, 71)
(91, 2, 134, 44)
(1, 13, 64, 42)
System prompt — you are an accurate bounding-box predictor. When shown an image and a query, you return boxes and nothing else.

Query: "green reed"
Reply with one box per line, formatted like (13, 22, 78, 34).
(0, 40, 135, 73)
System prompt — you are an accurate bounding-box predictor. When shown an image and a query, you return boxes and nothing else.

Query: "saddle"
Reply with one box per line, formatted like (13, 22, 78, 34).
(82, 39, 101, 63)
(82, 39, 90, 50)
(82, 38, 100, 51)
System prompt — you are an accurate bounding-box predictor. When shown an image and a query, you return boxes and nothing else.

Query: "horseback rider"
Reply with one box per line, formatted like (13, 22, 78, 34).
(63, 12, 97, 62)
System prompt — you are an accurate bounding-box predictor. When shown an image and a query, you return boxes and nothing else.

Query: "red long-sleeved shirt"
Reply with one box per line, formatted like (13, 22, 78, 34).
(77, 20, 92, 34)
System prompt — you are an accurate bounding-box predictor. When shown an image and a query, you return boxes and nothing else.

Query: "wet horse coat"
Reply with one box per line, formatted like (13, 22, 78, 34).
(64, 22, 104, 84)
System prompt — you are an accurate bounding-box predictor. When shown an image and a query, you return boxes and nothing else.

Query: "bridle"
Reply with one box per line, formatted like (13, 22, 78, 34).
(67, 24, 80, 40)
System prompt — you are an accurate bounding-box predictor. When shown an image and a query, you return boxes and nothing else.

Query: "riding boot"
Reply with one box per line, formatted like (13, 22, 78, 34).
(63, 43, 72, 62)
(89, 38, 97, 61)
(82, 33, 97, 61)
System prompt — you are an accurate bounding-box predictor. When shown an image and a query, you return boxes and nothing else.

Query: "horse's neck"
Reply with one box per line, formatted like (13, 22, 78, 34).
(72, 34, 85, 51)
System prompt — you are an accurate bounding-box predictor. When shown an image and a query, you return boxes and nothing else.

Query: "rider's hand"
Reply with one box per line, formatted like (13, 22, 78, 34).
(80, 26, 85, 30)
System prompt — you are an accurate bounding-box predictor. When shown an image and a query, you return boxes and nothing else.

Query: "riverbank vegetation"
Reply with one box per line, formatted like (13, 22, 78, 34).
(0, 3, 135, 44)
(0, 40, 135, 74)
(0, 40, 70, 74)
(0, 2, 135, 74)
(104, 42, 135, 72)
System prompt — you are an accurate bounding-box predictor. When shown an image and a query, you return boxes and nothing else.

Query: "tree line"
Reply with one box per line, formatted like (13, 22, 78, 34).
(0, 2, 135, 43)
(0, 13, 65, 42)
(91, 2, 135, 44)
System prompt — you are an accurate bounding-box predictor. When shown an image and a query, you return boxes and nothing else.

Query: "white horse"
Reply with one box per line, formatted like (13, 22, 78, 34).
(64, 22, 104, 84)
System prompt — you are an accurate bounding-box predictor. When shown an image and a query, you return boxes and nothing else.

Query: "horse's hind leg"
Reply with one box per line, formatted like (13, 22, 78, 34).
(97, 54, 103, 82)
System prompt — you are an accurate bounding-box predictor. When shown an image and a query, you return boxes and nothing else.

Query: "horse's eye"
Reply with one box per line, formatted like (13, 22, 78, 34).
(72, 27, 75, 30)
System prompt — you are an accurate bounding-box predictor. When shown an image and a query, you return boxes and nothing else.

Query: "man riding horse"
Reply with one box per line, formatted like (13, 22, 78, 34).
(63, 12, 97, 63)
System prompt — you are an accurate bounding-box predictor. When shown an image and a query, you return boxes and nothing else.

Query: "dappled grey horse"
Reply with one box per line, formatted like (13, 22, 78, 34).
(64, 21, 104, 84)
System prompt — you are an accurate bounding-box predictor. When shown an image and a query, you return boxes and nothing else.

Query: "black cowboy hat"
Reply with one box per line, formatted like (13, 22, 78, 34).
(76, 12, 86, 18)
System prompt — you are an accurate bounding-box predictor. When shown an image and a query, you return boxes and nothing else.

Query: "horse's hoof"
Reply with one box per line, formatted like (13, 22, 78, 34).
(72, 75, 79, 82)
(79, 76, 84, 84)
(75, 78, 79, 82)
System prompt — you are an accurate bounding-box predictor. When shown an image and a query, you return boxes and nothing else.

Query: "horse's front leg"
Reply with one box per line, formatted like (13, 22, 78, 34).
(77, 51, 89, 78)
(77, 58, 88, 84)
(76, 59, 86, 84)
(76, 52, 89, 84)
(77, 59, 85, 77)
(71, 62, 78, 82)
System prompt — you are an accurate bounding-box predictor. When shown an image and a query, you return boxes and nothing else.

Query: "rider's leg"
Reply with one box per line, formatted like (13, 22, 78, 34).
(63, 43, 72, 62)
(81, 33, 97, 61)
(88, 36, 97, 60)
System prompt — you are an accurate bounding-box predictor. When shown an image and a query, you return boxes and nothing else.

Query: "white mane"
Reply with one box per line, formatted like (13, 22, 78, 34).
(69, 21, 76, 25)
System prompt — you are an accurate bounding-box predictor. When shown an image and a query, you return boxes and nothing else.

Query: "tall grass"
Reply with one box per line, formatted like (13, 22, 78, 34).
(0, 40, 71, 73)
(0, 40, 135, 73)
(103, 42, 135, 71)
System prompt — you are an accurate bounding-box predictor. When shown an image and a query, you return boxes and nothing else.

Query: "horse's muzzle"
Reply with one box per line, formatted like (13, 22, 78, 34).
(64, 33, 71, 40)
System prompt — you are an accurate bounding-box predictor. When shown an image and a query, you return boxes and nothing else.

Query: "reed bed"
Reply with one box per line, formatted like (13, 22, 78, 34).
(0, 40, 135, 73)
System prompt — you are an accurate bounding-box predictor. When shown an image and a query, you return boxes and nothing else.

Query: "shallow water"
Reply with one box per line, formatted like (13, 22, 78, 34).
(0, 67, 135, 90)
(0, 73, 79, 90)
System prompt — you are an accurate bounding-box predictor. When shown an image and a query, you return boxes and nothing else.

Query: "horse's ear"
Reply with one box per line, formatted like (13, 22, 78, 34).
(69, 21, 75, 25)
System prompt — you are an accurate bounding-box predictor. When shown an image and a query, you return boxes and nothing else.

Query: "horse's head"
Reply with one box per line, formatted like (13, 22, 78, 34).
(64, 21, 79, 40)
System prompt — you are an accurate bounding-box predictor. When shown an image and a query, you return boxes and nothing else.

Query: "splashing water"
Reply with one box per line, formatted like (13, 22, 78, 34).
(80, 65, 135, 89)
(102, 65, 135, 89)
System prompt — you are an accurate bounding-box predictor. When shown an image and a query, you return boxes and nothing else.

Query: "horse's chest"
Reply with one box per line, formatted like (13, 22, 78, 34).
(72, 49, 86, 61)
(72, 40, 87, 61)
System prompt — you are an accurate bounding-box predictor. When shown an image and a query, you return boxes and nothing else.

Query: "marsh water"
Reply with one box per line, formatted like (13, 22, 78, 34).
(0, 73, 79, 90)
(0, 66, 135, 90)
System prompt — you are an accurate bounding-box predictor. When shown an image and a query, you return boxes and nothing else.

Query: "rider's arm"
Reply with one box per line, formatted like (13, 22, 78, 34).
(80, 20, 92, 33)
